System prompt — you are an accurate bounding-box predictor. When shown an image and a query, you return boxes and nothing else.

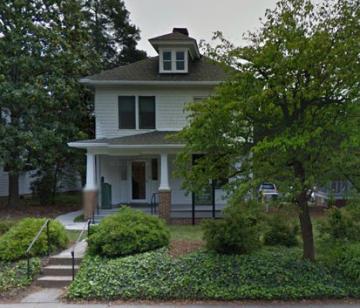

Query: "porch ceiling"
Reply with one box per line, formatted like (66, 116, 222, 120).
(68, 131, 184, 152)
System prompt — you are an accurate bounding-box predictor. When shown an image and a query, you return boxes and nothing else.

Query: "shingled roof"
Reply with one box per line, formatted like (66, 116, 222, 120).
(149, 31, 197, 43)
(69, 131, 183, 148)
(81, 56, 228, 83)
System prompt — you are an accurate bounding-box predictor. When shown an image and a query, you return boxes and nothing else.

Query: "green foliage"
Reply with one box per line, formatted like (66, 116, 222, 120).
(74, 214, 85, 223)
(68, 247, 359, 300)
(0, 218, 68, 261)
(318, 207, 360, 242)
(0, 220, 16, 236)
(264, 214, 299, 247)
(88, 207, 170, 258)
(202, 202, 262, 254)
(0, 258, 40, 294)
(175, 0, 360, 260)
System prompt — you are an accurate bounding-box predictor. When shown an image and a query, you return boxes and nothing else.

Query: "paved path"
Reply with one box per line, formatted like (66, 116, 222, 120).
(1, 303, 360, 307)
(56, 210, 84, 230)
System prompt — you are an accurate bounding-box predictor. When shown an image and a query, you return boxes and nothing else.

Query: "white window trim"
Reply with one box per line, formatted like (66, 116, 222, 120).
(159, 48, 188, 74)
(119, 95, 157, 130)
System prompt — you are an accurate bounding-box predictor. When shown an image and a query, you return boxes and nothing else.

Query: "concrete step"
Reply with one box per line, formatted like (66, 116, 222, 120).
(48, 257, 82, 266)
(36, 276, 73, 288)
(43, 265, 79, 276)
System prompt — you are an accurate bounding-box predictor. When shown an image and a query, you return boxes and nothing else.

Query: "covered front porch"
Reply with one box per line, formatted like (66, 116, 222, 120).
(68, 131, 227, 223)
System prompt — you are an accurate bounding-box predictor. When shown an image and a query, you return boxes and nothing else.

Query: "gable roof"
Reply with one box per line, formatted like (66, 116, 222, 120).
(149, 31, 197, 43)
(80, 56, 228, 85)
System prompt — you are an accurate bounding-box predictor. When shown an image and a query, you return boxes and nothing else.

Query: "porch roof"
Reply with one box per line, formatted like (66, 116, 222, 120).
(68, 131, 184, 149)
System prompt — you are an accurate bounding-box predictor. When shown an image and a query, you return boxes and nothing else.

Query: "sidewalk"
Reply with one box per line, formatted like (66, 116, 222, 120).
(56, 210, 84, 230)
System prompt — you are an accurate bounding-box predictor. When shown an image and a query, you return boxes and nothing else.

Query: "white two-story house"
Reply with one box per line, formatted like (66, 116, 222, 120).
(69, 28, 228, 222)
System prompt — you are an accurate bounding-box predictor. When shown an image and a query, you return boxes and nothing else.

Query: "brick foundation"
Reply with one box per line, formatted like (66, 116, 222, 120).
(83, 190, 97, 220)
(158, 190, 171, 223)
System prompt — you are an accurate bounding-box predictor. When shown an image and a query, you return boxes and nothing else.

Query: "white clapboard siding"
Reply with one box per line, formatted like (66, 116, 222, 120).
(94, 86, 212, 139)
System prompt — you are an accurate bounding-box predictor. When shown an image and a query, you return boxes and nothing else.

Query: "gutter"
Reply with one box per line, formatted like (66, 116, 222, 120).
(79, 79, 222, 86)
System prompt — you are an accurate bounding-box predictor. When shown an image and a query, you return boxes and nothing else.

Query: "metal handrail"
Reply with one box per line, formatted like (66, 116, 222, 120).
(70, 219, 91, 280)
(150, 192, 159, 215)
(26, 219, 50, 279)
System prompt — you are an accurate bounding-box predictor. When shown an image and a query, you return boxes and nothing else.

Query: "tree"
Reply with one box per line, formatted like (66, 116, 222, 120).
(83, 0, 147, 69)
(175, 0, 360, 260)
(0, 0, 97, 206)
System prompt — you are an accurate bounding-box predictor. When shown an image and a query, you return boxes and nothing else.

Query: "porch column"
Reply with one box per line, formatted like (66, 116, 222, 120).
(159, 153, 171, 223)
(83, 152, 97, 219)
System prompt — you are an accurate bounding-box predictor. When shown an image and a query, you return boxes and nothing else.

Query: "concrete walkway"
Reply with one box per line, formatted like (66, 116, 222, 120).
(56, 210, 84, 230)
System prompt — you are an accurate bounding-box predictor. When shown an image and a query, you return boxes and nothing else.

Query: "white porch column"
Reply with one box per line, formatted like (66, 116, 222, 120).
(84, 152, 97, 191)
(159, 153, 170, 191)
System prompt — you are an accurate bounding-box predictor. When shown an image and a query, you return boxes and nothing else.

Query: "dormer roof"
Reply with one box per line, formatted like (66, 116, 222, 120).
(149, 28, 200, 59)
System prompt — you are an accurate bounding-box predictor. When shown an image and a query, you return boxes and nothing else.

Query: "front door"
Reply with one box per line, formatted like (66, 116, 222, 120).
(131, 161, 146, 201)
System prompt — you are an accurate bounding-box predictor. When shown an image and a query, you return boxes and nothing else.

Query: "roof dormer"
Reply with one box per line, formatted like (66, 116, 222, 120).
(149, 28, 200, 74)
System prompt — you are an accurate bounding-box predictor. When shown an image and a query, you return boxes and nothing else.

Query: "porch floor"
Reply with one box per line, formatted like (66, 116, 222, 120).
(94, 203, 225, 222)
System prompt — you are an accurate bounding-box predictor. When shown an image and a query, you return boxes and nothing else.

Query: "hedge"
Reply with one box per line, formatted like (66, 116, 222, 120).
(68, 247, 359, 300)
(0, 218, 68, 261)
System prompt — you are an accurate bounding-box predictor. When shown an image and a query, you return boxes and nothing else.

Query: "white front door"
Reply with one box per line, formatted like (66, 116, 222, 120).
(131, 161, 147, 202)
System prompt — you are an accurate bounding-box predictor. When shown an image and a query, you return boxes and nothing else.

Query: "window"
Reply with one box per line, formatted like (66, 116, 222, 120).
(151, 158, 158, 180)
(139, 96, 155, 129)
(176, 51, 185, 70)
(118, 96, 135, 129)
(160, 49, 188, 73)
(162, 51, 172, 71)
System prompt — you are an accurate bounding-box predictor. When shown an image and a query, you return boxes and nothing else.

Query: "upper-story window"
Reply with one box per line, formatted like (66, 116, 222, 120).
(118, 96, 156, 130)
(160, 49, 188, 73)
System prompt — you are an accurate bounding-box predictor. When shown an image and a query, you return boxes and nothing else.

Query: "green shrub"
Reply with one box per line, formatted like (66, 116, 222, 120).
(0, 218, 68, 261)
(0, 220, 17, 236)
(88, 207, 170, 258)
(0, 258, 40, 293)
(68, 247, 355, 300)
(264, 214, 299, 247)
(318, 207, 360, 242)
(319, 241, 360, 284)
(202, 202, 262, 255)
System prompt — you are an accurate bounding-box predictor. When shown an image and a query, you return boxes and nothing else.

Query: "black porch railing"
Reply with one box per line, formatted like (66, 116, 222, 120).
(25, 219, 50, 279)
(150, 192, 159, 215)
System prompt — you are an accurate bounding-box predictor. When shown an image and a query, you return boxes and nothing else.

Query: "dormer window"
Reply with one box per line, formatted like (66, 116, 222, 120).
(160, 48, 188, 73)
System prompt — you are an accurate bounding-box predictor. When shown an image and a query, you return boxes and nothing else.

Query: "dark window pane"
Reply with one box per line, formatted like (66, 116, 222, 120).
(151, 158, 158, 180)
(139, 96, 155, 129)
(163, 61, 172, 71)
(176, 61, 185, 70)
(176, 51, 185, 60)
(163, 51, 172, 61)
(118, 96, 135, 129)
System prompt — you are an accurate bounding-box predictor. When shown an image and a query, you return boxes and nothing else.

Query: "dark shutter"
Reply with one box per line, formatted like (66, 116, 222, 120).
(139, 96, 155, 129)
(118, 96, 135, 129)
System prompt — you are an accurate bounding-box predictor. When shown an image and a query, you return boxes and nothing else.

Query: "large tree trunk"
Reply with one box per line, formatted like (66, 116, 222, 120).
(293, 160, 315, 261)
(8, 172, 20, 207)
(298, 194, 315, 261)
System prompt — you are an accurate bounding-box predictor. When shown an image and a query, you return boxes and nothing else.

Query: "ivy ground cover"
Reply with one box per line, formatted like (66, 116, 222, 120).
(68, 247, 360, 301)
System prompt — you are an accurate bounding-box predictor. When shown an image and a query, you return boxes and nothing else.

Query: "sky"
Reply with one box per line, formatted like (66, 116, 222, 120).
(123, 0, 279, 56)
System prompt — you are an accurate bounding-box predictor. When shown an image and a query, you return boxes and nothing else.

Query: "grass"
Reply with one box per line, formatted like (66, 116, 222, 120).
(168, 225, 203, 241)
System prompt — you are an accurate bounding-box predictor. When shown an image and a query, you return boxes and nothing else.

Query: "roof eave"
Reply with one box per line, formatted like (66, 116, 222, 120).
(68, 142, 185, 149)
(79, 79, 222, 86)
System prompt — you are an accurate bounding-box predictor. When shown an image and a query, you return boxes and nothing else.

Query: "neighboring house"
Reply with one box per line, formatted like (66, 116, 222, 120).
(69, 28, 229, 221)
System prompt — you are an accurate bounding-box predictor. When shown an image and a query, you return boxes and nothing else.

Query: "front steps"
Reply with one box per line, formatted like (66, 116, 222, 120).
(36, 240, 87, 288)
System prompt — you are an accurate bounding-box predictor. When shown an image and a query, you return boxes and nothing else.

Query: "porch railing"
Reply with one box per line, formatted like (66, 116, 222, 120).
(150, 192, 159, 214)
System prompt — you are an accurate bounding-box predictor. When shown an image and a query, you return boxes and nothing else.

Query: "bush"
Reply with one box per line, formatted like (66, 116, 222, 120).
(319, 241, 360, 284)
(0, 218, 68, 261)
(264, 214, 299, 247)
(202, 202, 263, 255)
(88, 207, 170, 257)
(68, 247, 356, 300)
(0, 258, 40, 293)
(0, 220, 17, 236)
(318, 207, 360, 242)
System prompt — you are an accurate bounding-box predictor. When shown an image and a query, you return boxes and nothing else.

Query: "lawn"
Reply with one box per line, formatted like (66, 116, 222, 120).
(168, 225, 203, 241)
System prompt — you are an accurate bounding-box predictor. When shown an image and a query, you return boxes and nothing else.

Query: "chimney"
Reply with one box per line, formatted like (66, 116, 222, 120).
(172, 28, 189, 36)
